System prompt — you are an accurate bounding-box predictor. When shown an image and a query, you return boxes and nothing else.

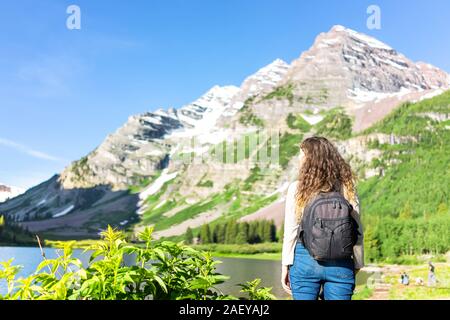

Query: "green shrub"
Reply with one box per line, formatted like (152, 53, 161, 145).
(197, 180, 213, 188)
(238, 278, 276, 300)
(286, 113, 312, 131)
(0, 226, 275, 300)
(239, 109, 265, 127)
(279, 132, 302, 168)
(262, 83, 295, 105)
(239, 97, 265, 127)
(315, 107, 353, 140)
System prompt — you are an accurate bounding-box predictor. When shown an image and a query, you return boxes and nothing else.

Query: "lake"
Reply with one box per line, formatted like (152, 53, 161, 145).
(0, 247, 373, 299)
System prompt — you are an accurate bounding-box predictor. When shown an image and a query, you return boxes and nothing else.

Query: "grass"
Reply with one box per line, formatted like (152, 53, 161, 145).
(286, 113, 312, 132)
(278, 132, 302, 168)
(211, 252, 281, 260)
(45, 239, 101, 249)
(128, 173, 159, 194)
(209, 131, 263, 163)
(153, 185, 238, 231)
(225, 193, 279, 219)
(141, 199, 178, 225)
(243, 166, 262, 191)
(315, 107, 353, 140)
(193, 242, 282, 260)
(352, 285, 374, 300)
(262, 83, 295, 105)
(384, 264, 450, 299)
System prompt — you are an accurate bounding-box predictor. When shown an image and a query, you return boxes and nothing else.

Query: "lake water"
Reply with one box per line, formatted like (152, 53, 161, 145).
(0, 247, 372, 299)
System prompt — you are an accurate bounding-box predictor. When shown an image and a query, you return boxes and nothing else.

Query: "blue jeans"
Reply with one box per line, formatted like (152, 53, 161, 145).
(289, 242, 355, 300)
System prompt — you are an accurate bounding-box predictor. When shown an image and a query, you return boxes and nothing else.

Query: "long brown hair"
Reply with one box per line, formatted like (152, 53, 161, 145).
(295, 136, 356, 223)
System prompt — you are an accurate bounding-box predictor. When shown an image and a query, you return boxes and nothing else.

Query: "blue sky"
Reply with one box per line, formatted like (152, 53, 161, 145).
(1, 0, 449, 189)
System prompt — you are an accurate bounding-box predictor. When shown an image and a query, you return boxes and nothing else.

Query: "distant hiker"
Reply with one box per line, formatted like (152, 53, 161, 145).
(401, 272, 409, 285)
(428, 262, 436, 286)
(281, 136, 363, 300)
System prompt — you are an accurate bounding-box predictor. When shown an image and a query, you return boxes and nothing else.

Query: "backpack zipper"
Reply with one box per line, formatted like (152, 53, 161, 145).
(305, 198, 350, 220)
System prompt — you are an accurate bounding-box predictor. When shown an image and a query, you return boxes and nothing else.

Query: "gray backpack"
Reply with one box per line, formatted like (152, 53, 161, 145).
(299, 191, 358, 261)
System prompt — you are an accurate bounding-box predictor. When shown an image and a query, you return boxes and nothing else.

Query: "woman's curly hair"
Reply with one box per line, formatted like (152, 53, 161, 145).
(295, 136, 357, 223)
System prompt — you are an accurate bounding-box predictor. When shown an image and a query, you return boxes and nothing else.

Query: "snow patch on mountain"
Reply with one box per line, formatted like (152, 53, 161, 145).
(414, 88, 445, 102)
(301, 114, 324, 125)
(139, 169, 178, 201)
(177, 85, 240, 130)
(348, 87, 412, 103)
(53, 205, 74, 218)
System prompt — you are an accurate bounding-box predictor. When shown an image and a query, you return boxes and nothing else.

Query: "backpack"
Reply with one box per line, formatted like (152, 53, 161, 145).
(299, 191, 358, 261)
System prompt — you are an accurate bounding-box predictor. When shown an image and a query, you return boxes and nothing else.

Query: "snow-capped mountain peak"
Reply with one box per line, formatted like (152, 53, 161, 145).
(176, 85, 240, 130)
(330, 25, 393, 51)
(239, 59, 290, 98)
(0, 184, 25, 203)
(285, 25, 450, 104)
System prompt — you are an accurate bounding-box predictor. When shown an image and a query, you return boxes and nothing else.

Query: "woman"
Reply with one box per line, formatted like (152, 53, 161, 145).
(281, 136, 364, 300)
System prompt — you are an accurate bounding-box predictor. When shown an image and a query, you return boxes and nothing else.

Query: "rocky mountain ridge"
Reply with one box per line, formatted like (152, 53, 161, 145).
(1, 25, 448, 240)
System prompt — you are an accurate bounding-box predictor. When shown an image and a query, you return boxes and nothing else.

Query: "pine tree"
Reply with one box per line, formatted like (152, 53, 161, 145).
(185, 227, 194, 244)
(262, 220, 272, 242)
(215, 223, 225, 243)
(235, 222, 249, 244)
(211, 225, 218, 243)
(225, 220, 236, 244)
(248, 222, 257, 243)
(269, 220, 277, 242)
(243, 222, 250, 243)
(257, 221, 265, 242)
(199, 224, 212, 244)
(232, 222, 240, 244)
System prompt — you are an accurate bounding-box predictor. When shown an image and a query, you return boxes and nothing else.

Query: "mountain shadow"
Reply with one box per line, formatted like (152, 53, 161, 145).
(0, 175, 140, 240)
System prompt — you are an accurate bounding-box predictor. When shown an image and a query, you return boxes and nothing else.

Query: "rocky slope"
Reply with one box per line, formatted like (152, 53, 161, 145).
(1, 25, 448, 240)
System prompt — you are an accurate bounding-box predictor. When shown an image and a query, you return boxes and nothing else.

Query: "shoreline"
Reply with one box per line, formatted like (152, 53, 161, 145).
(2, 242, 448, 267)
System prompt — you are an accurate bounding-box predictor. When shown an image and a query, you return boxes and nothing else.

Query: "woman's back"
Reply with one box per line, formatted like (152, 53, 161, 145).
(280, 136, 364, 300)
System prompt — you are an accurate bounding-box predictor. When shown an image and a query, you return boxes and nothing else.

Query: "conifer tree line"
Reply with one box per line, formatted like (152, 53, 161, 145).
(364, 214, 450, 262)
(186, 219, 279, 244)
(0, 214, 34, 244)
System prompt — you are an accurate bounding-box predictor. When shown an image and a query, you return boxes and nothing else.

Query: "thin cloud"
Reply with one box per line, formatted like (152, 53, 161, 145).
(0, 137, 63, 162)
(13, 53, 87, 99)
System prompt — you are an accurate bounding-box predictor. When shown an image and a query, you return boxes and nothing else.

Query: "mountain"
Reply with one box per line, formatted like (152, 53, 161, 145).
(1, 25, 449, 241)
(281, 25, 450, 131)
(0, 184, 25, 203)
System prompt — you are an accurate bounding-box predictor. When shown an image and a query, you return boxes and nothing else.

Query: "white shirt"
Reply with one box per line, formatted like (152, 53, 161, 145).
(281, 181, 365, 269)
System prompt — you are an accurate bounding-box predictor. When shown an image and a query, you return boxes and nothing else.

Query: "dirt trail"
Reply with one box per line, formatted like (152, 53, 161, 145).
(369, 283, 392, 300)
